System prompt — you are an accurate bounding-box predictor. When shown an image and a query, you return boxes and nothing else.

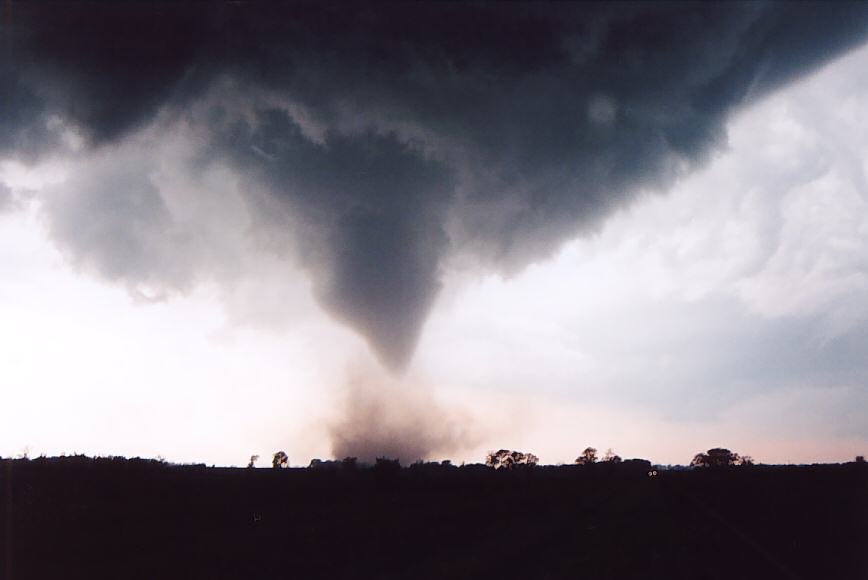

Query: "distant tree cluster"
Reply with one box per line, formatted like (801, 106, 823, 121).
(272, 451, 289, 469)
(254, 445, 763, 472)
(485, 449, 539, 469)
(306, 457, 359, 471)
(575, 447, 621, 465)
(602, 448, 622, 463)
(576, 447, 597, 465)
(691, 448, 753, 468)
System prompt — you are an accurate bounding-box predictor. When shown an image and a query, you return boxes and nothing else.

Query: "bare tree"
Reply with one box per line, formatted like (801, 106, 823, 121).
(602, 448, 622, 463)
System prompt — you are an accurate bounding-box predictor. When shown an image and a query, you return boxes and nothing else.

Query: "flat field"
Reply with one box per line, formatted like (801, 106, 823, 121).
(2, 458, 866, 579)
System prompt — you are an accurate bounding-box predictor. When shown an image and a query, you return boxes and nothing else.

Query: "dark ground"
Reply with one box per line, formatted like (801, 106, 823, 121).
(2, 457, 866, 580)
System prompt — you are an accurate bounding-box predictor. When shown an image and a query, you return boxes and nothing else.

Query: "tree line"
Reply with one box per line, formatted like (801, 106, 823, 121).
(258, 446, 758, 470)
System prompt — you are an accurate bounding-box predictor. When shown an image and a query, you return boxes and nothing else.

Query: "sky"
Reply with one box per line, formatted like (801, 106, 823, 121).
(1, 3, 868, 466)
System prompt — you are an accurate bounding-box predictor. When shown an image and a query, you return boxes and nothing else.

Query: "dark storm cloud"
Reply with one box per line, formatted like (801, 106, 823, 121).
(4, 2, 868, 369)
(214, 114, 456, 369)
(1, 3, 207, 148)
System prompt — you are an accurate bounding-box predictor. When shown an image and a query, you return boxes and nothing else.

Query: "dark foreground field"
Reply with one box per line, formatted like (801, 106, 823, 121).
(2, 458, 866, 580)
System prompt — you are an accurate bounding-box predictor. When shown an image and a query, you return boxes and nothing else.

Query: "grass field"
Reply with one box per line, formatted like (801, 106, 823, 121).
(2, 457, 866, 579)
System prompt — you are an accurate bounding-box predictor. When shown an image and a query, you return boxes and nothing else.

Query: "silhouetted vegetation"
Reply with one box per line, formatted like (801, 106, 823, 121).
(576, 446, 598, 465)
(271, 451, 288, 468)
(602, 448, 622, 463)
(691, 448, 753, 468)
(1, 455, 865, 579)
(485, 449, 539, 469)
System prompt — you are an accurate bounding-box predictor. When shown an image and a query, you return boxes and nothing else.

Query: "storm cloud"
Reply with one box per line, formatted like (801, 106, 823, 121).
(3, 2, 868, 369)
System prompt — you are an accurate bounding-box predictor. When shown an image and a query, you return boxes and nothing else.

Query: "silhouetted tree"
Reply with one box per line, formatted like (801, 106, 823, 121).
(602, 448, 622, 463)
(341, 456, 358, 470)
(575, 447, 598, 465)
(691, 448, 749, 468)
(272, 451, 289, 468)
(247, 454, 259, 468)
(855, 455, 865, 463)
(309, 458, 342, 470)
(486, 449, 509, 468)
(485, 449, 539, 469)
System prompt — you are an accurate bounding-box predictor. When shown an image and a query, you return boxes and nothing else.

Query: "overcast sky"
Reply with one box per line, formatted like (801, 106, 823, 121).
(1, 3, 867, 466)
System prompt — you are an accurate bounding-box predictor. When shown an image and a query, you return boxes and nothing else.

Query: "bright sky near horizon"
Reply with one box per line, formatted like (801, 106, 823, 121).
(3, 20, 868, 468)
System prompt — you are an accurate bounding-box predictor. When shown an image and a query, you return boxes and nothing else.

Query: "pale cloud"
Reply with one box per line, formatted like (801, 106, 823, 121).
(0, 183, 11, 212)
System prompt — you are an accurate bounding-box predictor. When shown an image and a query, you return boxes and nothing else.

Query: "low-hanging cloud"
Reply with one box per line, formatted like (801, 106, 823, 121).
(4, 3, 868, 369)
